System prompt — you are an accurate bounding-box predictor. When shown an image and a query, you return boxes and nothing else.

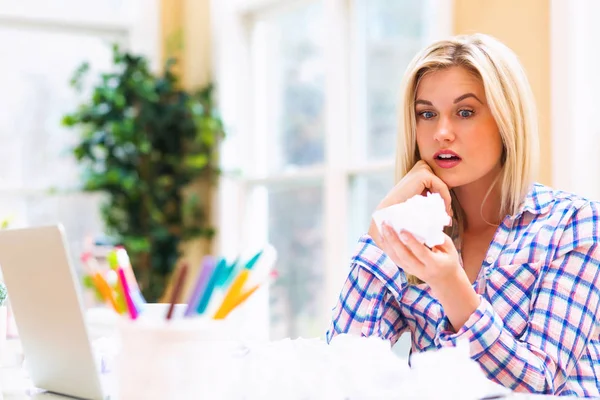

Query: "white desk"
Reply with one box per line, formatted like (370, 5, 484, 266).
(1, 368, 65, 399)
(0, 339, 62, 399)
(0, 339, 585, 400)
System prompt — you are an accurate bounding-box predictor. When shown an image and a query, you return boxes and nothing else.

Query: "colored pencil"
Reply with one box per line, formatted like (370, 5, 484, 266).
(166, 263, 188, 320)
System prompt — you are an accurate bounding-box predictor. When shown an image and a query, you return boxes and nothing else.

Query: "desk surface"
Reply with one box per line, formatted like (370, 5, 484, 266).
(0, 340, 67, 399)
(0, 339, 586, 400)
(0, 368, 583, 400)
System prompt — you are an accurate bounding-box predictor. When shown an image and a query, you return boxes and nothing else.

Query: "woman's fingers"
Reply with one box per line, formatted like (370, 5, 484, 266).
(424, 174, 453, 218)
(398, 230, 435, 265)
(381, 224, 425, 275)
(432, 234, 457, 256)
(414, 162, 453, 218)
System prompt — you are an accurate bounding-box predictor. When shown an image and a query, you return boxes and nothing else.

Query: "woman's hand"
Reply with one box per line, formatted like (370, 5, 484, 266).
(380, 223, 461, 289)
(380, 223, 480, 331)
(368, 161, 452, 246)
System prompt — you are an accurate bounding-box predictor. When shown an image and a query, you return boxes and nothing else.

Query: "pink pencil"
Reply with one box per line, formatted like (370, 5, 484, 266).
(117, 267, 138, 320)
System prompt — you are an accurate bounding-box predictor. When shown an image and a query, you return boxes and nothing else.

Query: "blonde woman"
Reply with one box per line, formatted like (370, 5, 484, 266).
(327, 33, 600, 397)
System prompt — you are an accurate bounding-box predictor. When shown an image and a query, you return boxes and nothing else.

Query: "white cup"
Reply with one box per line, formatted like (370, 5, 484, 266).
(116, 310, 244, 400)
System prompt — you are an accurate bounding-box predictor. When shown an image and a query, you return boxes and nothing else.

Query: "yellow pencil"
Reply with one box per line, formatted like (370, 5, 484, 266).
(213, 269, 250, 319)
(217, 284, 260, 319)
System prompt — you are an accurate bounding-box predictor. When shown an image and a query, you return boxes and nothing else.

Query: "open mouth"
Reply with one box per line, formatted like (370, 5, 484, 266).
(436, 154, 461, 161)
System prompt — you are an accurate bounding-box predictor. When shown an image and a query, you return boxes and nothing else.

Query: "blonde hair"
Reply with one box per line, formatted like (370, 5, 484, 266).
(395, 33, 539, 284)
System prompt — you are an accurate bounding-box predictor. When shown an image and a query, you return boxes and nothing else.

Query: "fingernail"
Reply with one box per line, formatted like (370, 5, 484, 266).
(399, 232, 409, 244)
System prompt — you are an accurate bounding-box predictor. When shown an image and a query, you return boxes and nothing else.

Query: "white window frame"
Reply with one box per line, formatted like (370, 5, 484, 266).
(550, 0, 600, 201)
(212, 0, 453, 337)
(0, 0, 160, 205)
(0, 0, 159, 67)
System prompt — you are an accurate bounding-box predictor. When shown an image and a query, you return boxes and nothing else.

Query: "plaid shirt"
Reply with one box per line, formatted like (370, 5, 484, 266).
(327, 183, 600, 397)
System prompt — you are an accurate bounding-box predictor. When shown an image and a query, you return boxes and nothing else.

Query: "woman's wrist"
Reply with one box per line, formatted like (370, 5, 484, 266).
(430, 271, 480, 332)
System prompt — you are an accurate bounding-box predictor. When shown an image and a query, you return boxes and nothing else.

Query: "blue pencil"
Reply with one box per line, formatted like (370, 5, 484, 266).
(195, 258, 227, 315)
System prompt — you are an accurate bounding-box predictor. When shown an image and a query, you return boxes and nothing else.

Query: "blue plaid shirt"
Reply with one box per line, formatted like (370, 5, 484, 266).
(327, 183, 600, 396)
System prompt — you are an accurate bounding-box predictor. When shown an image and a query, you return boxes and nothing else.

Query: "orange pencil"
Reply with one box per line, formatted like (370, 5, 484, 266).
(92, 272, 120, 313)
(82, 252, 122, 314)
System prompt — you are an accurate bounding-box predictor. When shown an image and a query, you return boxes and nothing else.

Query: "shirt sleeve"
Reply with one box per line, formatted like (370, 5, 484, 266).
(436, 203, 600, 395)
(326, 235, 409, 345)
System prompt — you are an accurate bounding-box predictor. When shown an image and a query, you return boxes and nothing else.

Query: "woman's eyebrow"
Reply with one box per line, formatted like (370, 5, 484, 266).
(415, 99, 433, 106)
(454, 93, 483, 104)
(415, 93, 483, 106)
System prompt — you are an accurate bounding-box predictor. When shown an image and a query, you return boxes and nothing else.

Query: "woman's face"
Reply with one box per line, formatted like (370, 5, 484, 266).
(415, 66, 503, 189)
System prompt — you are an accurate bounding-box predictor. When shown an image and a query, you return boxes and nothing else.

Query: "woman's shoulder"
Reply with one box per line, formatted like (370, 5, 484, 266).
(513, 183, 600, 268)
(527, 182, 600, 215)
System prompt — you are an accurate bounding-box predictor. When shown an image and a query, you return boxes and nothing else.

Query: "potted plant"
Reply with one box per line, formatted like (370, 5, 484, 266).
(62, 45, 225, 302)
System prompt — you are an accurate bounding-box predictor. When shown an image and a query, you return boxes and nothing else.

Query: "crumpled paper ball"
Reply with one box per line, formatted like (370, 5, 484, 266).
(372, 192, 451, 247)
(406, 340, 510, 400)
(238, 334, 411, 399)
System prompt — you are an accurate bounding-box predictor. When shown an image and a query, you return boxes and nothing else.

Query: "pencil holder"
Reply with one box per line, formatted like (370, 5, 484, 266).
(116, 313, 243, 399)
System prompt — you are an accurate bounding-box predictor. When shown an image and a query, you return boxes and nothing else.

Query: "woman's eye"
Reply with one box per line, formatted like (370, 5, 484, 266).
(458, 109, 474, 118)
(419, 111, 436, 119)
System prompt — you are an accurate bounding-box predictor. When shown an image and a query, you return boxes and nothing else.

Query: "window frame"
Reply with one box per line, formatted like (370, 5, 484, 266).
(0, 0, 160, 253)
(0, 0, 159, 67)
(0, 0, 160, 196)
(550, 0, 600, 201)
(212, 0, 453, 337)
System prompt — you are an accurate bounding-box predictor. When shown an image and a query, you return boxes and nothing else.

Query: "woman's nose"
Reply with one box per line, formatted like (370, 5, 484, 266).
(433, 116, 455, 142)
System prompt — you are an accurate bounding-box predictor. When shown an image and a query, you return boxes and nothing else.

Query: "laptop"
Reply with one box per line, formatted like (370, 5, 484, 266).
(0, 224, 113, 399)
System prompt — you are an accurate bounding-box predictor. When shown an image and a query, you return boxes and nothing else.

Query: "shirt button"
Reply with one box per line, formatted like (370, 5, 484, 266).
(486, 255, 495, 264)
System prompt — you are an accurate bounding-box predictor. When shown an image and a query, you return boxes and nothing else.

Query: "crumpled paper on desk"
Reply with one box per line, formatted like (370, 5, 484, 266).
(372, 192, 451, 248)
(407, 340, 510, 400)
(91, 314, 511, 400)
(238, 335, 411, 399)
(232, 335, 511, 400)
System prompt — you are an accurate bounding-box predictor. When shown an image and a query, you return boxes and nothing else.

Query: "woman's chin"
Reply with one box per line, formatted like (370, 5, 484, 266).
(432, 166, 481, 189)
(436, 173, 469, 190)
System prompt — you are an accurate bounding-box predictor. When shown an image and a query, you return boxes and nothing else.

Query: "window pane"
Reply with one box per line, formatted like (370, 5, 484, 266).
(355, 0, 426, 160)
(25, 193, 106, 258)
(348, 171, 394, 249)
(0, 26, 118, 258)
(0, 26, 119, 190)
(0, 192, 105, 274)
(252, 2, 325, 173)
(266, 183, 324, 340)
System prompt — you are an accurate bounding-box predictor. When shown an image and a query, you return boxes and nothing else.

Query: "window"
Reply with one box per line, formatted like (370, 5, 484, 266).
(214, 0, 452, 340)
(0, 0, 159, 278)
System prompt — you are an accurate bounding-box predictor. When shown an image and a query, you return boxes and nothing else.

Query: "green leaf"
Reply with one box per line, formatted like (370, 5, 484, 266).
(61, 114, 77, 126)
(184, 154, 208, 169)
(123, 236, 151, 253)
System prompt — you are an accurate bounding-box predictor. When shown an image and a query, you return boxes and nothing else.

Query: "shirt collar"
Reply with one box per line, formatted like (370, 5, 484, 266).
(513, 182, 555, 218)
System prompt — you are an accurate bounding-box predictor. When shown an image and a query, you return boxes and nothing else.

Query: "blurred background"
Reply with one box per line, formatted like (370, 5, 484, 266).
(0, 0, 596, 352)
